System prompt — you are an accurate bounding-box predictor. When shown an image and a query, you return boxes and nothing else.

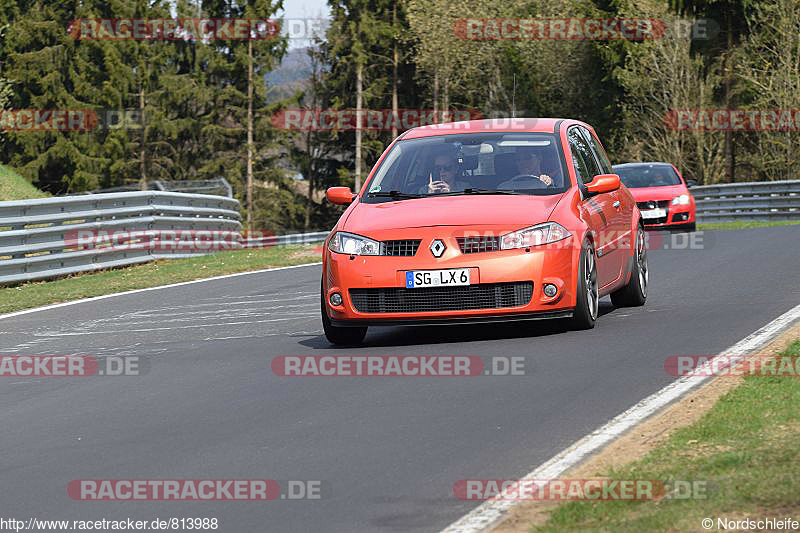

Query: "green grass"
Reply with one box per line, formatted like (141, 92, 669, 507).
(531, 341, 800, 532)
(0, 164, 49, 201)
(698, 220, 800, 231)
(0, 245, 321, 314)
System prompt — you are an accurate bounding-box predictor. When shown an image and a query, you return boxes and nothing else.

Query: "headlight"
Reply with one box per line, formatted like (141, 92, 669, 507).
(500, 222, 571, 250)
(671, 194, 690, 205)
(328, 231, 381, 255)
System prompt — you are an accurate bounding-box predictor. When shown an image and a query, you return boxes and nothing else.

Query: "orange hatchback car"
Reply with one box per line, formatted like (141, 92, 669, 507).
(321, 118, 648, 345)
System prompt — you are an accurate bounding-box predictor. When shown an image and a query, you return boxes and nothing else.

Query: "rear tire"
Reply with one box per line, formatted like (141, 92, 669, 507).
(610, 225, 648, 307)
(569, 240, 598, 330)
(321, 283, 367, 345)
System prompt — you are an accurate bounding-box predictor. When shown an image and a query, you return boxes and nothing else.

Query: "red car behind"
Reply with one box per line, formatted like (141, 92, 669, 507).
(612, 162, 696, 231)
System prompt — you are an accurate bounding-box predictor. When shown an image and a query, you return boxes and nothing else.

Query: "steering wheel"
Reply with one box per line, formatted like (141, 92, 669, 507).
(509, 174, 549, 187)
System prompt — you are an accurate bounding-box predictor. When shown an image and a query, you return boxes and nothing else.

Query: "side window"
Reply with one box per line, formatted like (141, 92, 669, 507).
(567, 128, 596, 185)
(580, 127, 613, 174)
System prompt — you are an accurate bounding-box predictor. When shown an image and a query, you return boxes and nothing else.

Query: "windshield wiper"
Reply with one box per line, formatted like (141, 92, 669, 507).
(439, 188, 525, 196)
(368, 190, 423, 199)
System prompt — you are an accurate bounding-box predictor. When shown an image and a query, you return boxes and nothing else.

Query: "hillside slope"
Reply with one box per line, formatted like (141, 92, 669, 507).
(0, 165, 49, 201)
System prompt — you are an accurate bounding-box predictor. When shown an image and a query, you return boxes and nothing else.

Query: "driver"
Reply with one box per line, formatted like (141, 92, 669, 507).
(515, 148, 554, 186)
(425, 148, 469, 194)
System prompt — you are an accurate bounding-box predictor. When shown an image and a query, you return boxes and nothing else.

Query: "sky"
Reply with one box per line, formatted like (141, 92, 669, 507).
(280, 0, 330, 21)
(279, 0, 331, 48)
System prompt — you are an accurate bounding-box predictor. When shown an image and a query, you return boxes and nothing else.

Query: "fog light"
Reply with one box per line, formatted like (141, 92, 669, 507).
(543, 284, 558, 298)
(329, 292, 343, 306)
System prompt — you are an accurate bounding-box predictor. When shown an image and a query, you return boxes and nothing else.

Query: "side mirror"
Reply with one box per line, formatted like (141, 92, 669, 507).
(585, 174, 621, 195)
(686, 179, 698, 188)
(326, 187, 355, 205)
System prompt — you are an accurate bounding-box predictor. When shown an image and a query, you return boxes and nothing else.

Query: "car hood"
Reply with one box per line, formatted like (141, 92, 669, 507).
(627, 184, 688, 203)
(343, 194, 564, 232)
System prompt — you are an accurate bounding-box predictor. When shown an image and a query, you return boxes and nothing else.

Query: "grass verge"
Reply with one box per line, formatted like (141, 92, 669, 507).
(531, 340, 800, 532)
(0, 165, 49, 201)
(698, 220, 800, 231)
(0, 244, 321, 315)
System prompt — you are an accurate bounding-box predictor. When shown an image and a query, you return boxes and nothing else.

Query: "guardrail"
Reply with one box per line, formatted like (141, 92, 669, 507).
(0, 192, 242, 285)
(80, 178, 234, 198)
(243, 231, 329, 248)
(692, 180, 800, 222)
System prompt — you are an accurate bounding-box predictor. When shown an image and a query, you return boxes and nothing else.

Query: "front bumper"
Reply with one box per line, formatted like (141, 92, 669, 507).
(329, 310, 573, 327)
(641, 204, 696, 229)
(323, 235, 578, 324)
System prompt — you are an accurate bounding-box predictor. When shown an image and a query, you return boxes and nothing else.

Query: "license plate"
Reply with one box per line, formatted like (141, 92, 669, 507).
(405, 268, 470, 288)
(641, 208, 666, 219)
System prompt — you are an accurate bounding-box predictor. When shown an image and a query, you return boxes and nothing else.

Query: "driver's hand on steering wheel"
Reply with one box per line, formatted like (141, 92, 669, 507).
(539, 174, 553, 186)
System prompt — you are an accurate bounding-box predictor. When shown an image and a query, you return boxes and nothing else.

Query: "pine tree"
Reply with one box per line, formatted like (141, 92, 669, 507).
(0, 0, 116, 192)
(193, 0, 289, 229)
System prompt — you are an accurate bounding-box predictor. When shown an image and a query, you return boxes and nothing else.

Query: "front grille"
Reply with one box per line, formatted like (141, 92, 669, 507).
(637, 200, 670, 209)
(349, 281, 533, 313)
(382, 239, 421, 256)
(637, 200, 669, 225)
(457, 236, 500, 254)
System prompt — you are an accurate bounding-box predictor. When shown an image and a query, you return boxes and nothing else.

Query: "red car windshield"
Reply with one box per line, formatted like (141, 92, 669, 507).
(614, 164, 682, 188)
(364, 133, 568, 201)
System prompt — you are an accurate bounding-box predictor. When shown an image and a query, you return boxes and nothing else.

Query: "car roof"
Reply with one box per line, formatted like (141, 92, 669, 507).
(612, 162, 673, 167)
(401, 118, 588, 139)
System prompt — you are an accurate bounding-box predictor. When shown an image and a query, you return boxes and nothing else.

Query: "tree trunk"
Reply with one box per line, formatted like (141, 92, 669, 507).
(442, 80, 449, 122)
(139, 88, 147, 191)
(246, 39, 254, 230)
(391, 44, 399, 139)
(391, 4, 399, 139)
(433, 71, 439, 122)
(305, 154, 313, 231)
(724, 13, 735, 182)
(355, 61, 363, 191)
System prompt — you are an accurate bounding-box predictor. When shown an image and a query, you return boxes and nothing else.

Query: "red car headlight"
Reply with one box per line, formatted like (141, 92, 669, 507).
(328, 231, 381, 255)
(671, 194, 691, 206)
(500, 222, 571, 250)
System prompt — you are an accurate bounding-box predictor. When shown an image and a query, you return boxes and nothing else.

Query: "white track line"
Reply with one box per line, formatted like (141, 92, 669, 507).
(441, 302, 800, 533)
(0, 262, 321, 322)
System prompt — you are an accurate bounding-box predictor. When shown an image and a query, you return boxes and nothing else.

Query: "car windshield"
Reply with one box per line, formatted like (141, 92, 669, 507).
(613, 164, 682, 188)
(363, 133, 568, 201)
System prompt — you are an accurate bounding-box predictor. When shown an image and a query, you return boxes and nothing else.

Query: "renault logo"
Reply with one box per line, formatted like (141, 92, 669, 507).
(430, 239, 446, 258)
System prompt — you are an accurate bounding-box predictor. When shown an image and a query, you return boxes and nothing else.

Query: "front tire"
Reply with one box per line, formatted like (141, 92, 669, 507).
(569, 240, 598, 330)
(321, 283, 367, 345)
(610, 225, 648, 307)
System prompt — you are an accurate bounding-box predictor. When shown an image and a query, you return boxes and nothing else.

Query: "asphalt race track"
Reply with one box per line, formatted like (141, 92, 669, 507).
(1, 226, 799, 532)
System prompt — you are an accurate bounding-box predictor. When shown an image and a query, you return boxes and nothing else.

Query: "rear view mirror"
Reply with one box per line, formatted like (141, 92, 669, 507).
(326, 187, 355, 205)
(686, 179, 698, 188)
(586, 174, 621, 195)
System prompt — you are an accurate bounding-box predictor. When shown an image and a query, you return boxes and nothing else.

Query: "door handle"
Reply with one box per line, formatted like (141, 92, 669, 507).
(612, 200, 621, 209)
